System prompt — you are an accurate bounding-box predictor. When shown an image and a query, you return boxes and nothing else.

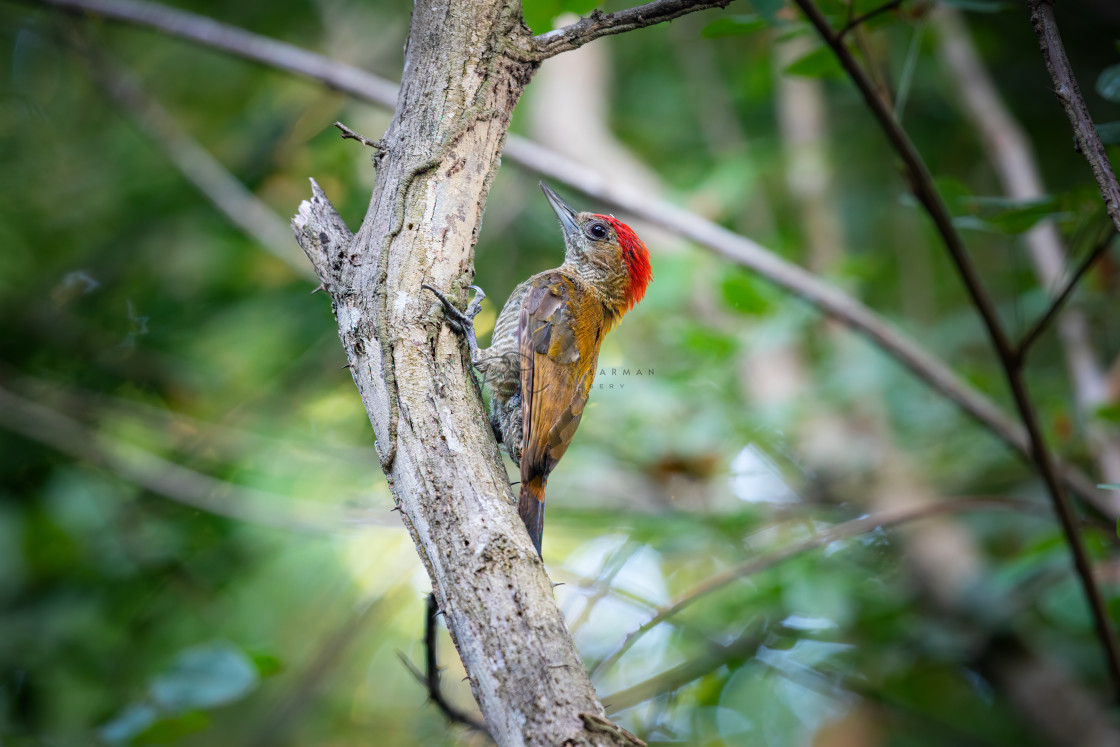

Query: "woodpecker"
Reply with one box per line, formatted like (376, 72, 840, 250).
(424, 182, 652, 556)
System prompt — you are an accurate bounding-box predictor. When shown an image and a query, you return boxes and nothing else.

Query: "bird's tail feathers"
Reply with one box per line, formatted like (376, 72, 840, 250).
(519, 476, 546, 556)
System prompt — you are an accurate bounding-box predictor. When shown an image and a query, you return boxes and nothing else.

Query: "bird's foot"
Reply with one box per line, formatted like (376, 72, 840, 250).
(423, 283, 485, 357)
(423, 284, 484, 330)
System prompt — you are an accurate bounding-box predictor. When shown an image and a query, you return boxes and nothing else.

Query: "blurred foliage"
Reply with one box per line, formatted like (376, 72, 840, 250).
(2, 0, 1120, 745)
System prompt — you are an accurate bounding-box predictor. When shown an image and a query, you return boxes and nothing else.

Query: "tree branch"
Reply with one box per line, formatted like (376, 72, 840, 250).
(933, 4, 1120, 488)
(405, 594, 492, 736)
(529, 0, 734, 60)
(1016, 236, 1117, 359)
(30, 0, 1117, 516)
(791, 0, 1120, 701)
(1028, 0, 1120, 236)
(600, 629, 764, 714)
(289, 0, 636, 740)
(334, 120, 383, 150)
(591, 497, 1052, 678)
(291, 177, 355, 295)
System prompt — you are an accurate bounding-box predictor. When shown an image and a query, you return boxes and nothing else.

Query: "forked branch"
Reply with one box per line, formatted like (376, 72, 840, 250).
(395, 595, 490, 736)
(1016, 236, 1117, 359)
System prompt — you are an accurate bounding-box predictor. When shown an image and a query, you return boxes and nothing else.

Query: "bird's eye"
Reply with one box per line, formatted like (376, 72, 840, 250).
(586, 222, 609, 240)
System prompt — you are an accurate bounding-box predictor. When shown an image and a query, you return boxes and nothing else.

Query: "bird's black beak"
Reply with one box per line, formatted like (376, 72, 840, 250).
(540, 182, 580, 241)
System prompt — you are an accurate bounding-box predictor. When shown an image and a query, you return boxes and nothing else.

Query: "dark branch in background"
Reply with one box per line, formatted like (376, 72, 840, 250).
(529, 0, 734, 59)
(590, 497, 1053, 677)
(1028, 0, 1120, 235)
(837, 0, 905, 39)
(789, 0, 1120, 701)
(396, 595, 491, 737)
(600, 629, 764, 714)
(1016, 236, 1117, 359)
(30, 0, 1117, 517)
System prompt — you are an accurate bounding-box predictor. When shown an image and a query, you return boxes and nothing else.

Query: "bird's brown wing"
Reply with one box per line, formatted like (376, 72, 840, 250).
(518, 272, 603, 554)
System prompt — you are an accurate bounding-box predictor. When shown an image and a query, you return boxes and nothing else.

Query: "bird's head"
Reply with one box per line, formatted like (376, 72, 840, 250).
(541, 182, 652, 314)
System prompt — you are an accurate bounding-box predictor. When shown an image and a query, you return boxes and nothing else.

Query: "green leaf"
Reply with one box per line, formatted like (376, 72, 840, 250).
(1096, 64, 1120, 103)
(951, 216, 996, 233)
(721, 270, 774, 315)
(783, 47, 844, 79)
(250, 652, 285, 678)
(132, 712, 211, 744)
(931, 191, 1073, 234)
(1096, 121, 1120, 145)
(702, 15, 769, 37)
(749, 0, 787, 25)
(941, 0, 1012, 12)
(904, 175, 972, 215)
(149, 642, 259, 712)
(1038, 578, 1091, 631)
(682, 327, 737, 358)
(967, 196, 1071, 234)
(1095, 403, 1120, 424)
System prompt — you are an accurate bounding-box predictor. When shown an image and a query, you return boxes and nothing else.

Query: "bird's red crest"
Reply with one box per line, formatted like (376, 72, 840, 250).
(595, 214, 652, 312)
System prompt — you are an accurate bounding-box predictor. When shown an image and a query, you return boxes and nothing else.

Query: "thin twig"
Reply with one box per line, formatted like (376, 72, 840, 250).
(590, 497, 1051, 677)
(397, 595, 491, 736)
(837, 0, 905, 39)
(1028, 0, 1120, 236)
(1016, 237, 1117, 359)
(334, 121, 383, 150)
(30, 0, 1115, 516)
(529, 0, 734, 60)
(600, 629, 764, 714)
(791, 0, 1120, 701)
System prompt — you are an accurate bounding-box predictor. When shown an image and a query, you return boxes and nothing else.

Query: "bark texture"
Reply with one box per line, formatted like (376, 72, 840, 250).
(292, 1, 638, 744)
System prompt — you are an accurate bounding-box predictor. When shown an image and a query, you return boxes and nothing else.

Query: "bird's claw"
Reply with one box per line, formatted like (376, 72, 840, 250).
(463, 284, 486, 321)
(423, 284, 487, 364)
(422, 283, 485, 335)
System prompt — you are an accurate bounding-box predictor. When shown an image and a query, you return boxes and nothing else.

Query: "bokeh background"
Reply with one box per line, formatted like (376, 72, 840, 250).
(2, 0, 1120, 744)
